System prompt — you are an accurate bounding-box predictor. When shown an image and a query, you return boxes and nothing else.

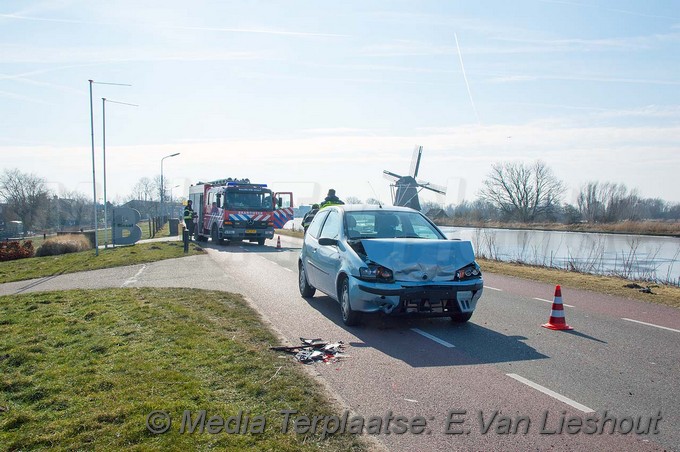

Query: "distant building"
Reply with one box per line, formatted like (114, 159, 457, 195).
(294, 205, 312, 218)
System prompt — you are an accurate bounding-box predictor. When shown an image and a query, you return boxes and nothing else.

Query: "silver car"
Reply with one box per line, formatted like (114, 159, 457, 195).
(298, 205, 483, 326)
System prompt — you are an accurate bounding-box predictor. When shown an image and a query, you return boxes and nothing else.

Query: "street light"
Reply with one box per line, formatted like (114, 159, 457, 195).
(170, 184, 181, 211)
(160, 153, 180, 219)
(102, 97, 138, 248)
(89, 79, 130, 256)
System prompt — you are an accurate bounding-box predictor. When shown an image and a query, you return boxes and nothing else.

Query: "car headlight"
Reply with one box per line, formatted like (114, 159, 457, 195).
(359, 264, 394, 283)
(455, 263, 481, 281)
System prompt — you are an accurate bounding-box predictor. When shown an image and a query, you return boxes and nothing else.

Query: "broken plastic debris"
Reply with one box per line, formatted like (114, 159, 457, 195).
(271, 338, 347, 364)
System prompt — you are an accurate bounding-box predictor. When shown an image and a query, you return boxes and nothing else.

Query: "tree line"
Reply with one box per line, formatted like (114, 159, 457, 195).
(438, 161, 680, 224)
(0, 169, 175, 234)
(1, 162, 678, 235)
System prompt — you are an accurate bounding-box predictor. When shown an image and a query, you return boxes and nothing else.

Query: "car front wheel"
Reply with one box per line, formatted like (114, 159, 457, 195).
(450, 312, 473, 323)
(340, 278, 360, 326)
(298, 263, 316, 298)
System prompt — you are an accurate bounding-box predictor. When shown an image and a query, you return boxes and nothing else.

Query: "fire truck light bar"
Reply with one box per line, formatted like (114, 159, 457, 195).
(226, 182, 267, 187)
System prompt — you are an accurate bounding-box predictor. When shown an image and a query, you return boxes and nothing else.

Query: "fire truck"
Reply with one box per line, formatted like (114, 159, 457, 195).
(188, 178, 293, 245)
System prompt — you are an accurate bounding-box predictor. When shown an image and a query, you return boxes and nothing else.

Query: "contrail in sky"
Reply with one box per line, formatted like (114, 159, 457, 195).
(454, 33, 481, 125)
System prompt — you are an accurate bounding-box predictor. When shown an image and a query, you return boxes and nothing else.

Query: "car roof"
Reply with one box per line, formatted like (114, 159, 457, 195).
(334, 204, 421, 214)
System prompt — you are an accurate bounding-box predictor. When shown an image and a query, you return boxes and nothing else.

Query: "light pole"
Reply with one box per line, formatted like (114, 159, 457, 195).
(102, 97, 138, 248)
(89, 79, 130, 256)
(169, 184, 180, 217)
(160, 153, 180, 219)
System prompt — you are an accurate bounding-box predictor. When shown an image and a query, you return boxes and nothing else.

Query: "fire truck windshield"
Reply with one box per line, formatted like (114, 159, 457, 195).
(225, 191, 273, 211)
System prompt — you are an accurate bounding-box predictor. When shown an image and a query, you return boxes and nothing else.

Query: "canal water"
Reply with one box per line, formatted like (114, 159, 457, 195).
(286, 218, 679, 284)
(441, 227, 680, 285)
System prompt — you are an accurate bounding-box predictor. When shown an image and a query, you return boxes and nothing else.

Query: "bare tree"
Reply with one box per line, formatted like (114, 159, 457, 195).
(132, 177, 156, 202)
(479, 161, 564, 222)
(62, 191, 92, 230)
(345, 196, 362, 204)
(577, 181, 639, 222)
(366, 197, 382, 205)
(0, 169, 50, 233)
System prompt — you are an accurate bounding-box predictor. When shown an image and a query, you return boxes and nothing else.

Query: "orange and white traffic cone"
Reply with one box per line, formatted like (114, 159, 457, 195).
(542, 285, 573, 330)
(276, 236, 282, 249)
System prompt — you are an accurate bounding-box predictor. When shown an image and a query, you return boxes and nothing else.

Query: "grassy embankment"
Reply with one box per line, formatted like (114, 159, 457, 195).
(0, 288, 367, 450)
(275, 229, 680, 309)
(0, 241, 204, 284)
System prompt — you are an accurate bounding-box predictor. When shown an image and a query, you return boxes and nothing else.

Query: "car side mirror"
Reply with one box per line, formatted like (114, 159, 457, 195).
(318, 237, 338, 246)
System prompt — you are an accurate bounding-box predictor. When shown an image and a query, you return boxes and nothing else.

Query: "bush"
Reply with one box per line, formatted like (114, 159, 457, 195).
(36, 235, 92, 257)
(0, 240, 35, 261)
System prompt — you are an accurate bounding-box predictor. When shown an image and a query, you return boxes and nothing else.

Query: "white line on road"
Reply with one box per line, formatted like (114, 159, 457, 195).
(121, 264, 147, 287)
(410, 328, 455, 348)
(622, 318, 680, 333)
(506, 373, 594, 413)
(261, 256, 294, 272)
(484, 286, 502, 291)
(534, 297, 574, 308)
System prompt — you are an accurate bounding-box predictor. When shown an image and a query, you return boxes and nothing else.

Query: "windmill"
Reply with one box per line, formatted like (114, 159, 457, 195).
(383, 145, 447, 211)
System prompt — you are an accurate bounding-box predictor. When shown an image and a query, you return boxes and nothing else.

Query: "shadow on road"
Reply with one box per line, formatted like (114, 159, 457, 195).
(196, 240, 301, 253)
(303, 294, 549, 368)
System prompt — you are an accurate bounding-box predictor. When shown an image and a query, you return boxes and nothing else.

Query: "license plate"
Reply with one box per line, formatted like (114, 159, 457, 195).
(245, 229, 257, 234)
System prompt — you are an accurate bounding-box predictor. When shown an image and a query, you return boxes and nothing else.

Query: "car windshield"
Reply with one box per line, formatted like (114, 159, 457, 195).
(345, 211, 444, 239)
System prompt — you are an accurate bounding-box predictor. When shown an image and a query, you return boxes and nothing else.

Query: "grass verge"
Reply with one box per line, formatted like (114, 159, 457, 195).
(0, 242, 204, 284)
(0, 288, 366, 451)
(276, 229, 680, 309)
(478, 258, 680, 309)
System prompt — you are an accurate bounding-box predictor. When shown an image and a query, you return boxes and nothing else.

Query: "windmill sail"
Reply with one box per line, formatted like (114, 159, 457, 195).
(383, 145, 447, 210)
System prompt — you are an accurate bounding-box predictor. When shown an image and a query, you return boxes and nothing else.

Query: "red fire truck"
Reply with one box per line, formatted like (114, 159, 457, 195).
(188, 178, 293, 245)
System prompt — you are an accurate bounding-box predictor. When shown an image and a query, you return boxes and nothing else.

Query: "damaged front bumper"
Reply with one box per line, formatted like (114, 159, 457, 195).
(351, 278, 484, 317)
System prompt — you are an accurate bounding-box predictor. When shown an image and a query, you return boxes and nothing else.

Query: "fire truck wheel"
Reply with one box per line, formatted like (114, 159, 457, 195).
(257, 238, 265, 246)
(211, 225, 223, 245)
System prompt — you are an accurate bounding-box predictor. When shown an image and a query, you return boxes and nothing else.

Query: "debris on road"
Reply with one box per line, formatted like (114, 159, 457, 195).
(623, 283, 656, 294)
(271, 337, 347, 364)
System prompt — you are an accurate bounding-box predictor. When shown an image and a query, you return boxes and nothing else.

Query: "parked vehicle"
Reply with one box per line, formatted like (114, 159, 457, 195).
(298, 205, 483, 326)
(188, 178, 293, 245)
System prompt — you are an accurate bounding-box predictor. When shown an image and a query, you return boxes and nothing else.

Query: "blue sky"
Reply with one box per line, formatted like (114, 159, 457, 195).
(1, 0, 679, 206)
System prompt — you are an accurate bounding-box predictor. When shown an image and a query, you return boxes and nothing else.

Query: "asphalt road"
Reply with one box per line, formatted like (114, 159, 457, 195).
(2, 235, 679, 451)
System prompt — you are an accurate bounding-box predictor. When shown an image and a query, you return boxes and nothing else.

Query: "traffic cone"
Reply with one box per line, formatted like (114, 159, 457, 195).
(276, 236, 282, 249)
(542, 285, 573, 330)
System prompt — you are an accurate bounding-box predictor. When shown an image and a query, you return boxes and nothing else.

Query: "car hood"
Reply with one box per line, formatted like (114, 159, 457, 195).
(360, 239, 476, 282)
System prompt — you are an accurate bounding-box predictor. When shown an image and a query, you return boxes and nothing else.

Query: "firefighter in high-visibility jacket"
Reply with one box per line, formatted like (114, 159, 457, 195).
(302, 204, 320, 234)
(319, 189, 344, 209)
(183, 200, 196, 237)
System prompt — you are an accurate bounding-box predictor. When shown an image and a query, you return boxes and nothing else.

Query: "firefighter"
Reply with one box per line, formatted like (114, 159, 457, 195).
(183, 200, 196, 237)
(302, 204, 320, 234)
(319, 189, 344, 209)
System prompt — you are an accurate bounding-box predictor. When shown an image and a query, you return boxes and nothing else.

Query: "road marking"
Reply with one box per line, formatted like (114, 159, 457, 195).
(261, 256, 294, 272)
(534, 297, 574, 308)
(506, 373, 594, 413)
(121, 264, 146, 287)
(410, 328, 455, 348)
(622, 318, 680, 333)
(484, 286, 502, 291)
